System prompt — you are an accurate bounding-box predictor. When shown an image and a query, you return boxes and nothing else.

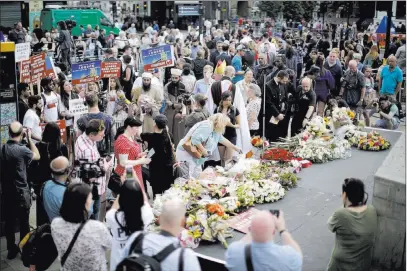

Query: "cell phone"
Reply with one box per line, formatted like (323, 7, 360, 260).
(147, 148, 155, 158)
(126, 166, 133, 179)
(269, 209, 280, 218)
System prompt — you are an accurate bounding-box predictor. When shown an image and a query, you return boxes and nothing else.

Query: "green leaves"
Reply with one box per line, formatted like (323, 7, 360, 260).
(258, 1, 317, 22)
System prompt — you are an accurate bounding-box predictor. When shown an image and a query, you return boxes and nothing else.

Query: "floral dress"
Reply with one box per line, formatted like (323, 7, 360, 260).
(114, 134, 144, 191)
(246, 97, 261, 131)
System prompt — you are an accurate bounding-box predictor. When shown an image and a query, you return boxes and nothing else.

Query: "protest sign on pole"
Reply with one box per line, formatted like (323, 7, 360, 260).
(101, 61, 122, 78)
(15, 43, 31, 62)
(141, 44, 174, 70)
(40, 120, 67, 143)
(44, 56, 57, 79)
(71, 60, 101, 85)
(69, 98, 89, 116)
(20, 60, 31, 84)
(30, 53, 46, 84)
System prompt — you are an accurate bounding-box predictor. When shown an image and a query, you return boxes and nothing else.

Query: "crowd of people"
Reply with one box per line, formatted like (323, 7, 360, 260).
(0, 16, 404, 271)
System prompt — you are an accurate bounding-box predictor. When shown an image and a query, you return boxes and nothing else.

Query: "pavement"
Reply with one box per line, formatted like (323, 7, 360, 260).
(0, 114, 405, 270)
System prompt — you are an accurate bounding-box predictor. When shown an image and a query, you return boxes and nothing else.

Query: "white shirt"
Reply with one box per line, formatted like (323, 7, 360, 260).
(106, 205, 154, 271)
(51, 218, 112, 271)
(118, 231, 201, 271)
(41, 91, 60, 123)
(23, 109, 42, 141)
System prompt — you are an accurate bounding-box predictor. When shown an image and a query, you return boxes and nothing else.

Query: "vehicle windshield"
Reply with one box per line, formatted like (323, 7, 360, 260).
(101, 12, 113, 25)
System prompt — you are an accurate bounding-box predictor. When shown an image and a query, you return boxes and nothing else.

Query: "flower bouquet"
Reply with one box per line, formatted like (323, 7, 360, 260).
(247, 136, 269, 159)
(304, 116, 329, 137)
(344, 127, 368, 147)
(331, 107, 353, 128)
(252, 179, 286, 203)
(261, 148, 295, 161)
(358, 131, 391, 151)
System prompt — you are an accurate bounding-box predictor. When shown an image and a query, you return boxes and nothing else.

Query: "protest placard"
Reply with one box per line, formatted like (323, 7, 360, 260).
(20, 60, 31, 84)
(101, 61, 121, 78)
(30, 53, 46, 83)
(141, 44, 174, 70)
(15, 43, 31, 62)
(43, 56, 57, 79)
(40, 120, 67, 143)
(71, 60, 101, 85)
(69, 98, 88, 116)
(227, 208, 260, 234)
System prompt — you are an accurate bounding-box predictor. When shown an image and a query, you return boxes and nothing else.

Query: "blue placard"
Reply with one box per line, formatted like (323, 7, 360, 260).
(71, 60, 102, 85)
(141, 45, 174, 70)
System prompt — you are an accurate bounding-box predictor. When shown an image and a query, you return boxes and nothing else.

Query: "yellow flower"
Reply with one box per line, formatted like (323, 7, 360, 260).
(369, 141, 374, 147)
(193, 229, 202, 238)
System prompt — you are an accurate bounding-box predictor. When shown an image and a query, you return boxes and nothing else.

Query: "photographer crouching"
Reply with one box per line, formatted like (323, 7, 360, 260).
(371, 96, 401, 130)
(74, 119, 113, 220)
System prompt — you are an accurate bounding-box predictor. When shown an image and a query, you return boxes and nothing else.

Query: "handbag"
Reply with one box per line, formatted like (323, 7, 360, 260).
(108, 171, 122, 195)
(181, 122, 207, 159)
(61, 221, 87, 266)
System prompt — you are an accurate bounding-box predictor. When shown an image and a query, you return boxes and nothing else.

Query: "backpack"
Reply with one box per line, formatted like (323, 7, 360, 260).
(116, 233, 185, 271)
(394, 101, 406, 119)
(19, 224, 58, 270)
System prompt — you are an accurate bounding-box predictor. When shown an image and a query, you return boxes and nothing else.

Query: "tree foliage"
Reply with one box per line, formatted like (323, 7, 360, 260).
(259, 1, 317, 22)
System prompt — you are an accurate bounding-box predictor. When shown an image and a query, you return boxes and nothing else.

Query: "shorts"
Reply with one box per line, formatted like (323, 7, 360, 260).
(315, 89, 329, 103)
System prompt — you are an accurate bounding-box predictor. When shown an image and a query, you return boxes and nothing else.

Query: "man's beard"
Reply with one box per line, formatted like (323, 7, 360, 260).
(142, 83, 151, 91)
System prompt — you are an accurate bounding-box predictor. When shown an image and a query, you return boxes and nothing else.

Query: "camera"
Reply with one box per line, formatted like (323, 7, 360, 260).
(178, 93, 192, 106)
(372, 102, 378, 107)
(97, 90, 108, 112)
(72, 159, 106, 200)
(269, 209, 280, 218)
(65, 19, 77, 30)
(72, 159, 106, 181)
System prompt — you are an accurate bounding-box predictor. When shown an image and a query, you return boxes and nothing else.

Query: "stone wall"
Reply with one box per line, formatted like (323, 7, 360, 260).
(372, 132, 406, 271)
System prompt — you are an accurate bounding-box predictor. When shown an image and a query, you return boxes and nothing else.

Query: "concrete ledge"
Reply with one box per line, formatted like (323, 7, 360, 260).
(372, 131, 406, 271)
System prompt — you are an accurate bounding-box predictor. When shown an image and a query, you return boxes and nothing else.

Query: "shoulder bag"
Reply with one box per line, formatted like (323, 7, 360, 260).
(181, 122, 207, 159)
(61, 221, 87, 267)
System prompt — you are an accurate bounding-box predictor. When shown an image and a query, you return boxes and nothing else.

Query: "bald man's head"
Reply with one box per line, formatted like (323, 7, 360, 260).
(159, 199, 186, 228)
(225, 66, 236, 78)
(50, 156, 70, 176)
(301, 77, 312, 92)
(348, 60, 357, 73)
(9, 121, 24, 139)
(387, 55, 397, 68)
(251, 211, 276, 242)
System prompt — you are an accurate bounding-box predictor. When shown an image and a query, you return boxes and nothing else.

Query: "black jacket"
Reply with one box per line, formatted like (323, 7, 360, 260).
(264, 79, 288, 118)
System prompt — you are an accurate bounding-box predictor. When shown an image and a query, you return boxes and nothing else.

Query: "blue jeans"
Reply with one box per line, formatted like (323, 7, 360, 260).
(375, 118, 400, 130)
(91, 197, 100, 220)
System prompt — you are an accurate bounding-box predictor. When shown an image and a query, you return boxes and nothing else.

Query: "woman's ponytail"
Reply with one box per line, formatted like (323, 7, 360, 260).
(115, 126, 126, 140)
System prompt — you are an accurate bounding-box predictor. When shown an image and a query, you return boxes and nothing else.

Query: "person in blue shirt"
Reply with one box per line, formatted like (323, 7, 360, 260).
(225, 210, 303, 271)
(378, 55, 403, 99)
(42, 156, 70, 222)
(232, 45, 246, 84)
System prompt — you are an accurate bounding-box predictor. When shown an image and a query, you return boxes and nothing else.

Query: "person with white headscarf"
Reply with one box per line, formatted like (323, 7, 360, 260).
(132, 72, 163, 133)
(207, 66, 251, 158)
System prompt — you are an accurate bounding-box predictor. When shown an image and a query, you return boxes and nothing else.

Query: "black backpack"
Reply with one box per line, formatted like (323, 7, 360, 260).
(116, 233, 185, 271)
(20, 224, 58, 270)
(394, 101, 406, 119)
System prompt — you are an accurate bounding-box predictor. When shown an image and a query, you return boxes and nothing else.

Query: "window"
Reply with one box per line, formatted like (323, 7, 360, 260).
(100, 17, 111, 26)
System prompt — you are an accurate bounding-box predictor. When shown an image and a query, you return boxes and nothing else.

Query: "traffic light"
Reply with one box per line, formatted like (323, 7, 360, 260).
(136, 3, 139, 13)
(143, 1, 147, 12)
(112, 2, 117, 16)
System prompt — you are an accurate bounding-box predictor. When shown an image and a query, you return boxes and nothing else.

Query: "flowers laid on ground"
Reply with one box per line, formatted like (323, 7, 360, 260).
(251, 136, 264, 148)
(347, 110, 356, 120)
(358, 131, 391, 151)
(304, 116, 329, 137)
(152, 158, 292, 249)
(261, 148, 295, 161)
(331, 107, 353, 127)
